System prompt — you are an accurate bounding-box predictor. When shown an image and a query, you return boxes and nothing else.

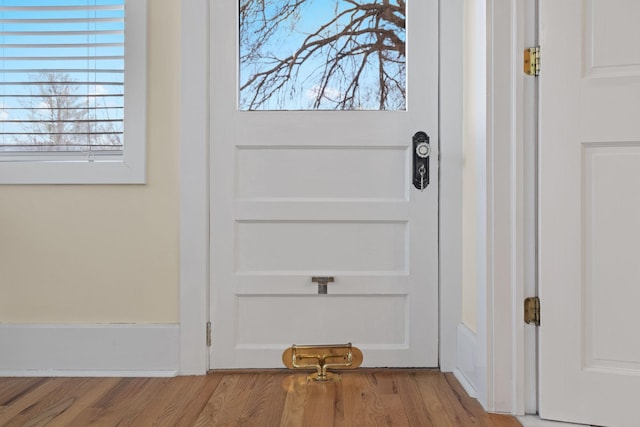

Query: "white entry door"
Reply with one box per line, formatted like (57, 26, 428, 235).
(539, 1, 640, 425)
(210, 0, 439, 368)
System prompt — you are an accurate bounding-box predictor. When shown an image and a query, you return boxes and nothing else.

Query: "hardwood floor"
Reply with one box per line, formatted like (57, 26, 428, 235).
(0, 370, 521, 426)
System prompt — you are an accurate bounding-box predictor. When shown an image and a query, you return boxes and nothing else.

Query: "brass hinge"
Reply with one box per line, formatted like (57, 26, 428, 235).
(524, 297, 540, 326)
(524, 46, 540, 76)
(206, 321, 212, 347)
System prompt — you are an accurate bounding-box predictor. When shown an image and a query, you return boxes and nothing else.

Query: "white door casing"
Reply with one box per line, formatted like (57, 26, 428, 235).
(210, 1, 439, 368)
(539, 1, 640, 425)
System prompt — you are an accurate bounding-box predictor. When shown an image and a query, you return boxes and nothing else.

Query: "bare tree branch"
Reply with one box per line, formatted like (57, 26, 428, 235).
(19, 72, 122, 150)
(240, 0, 406, 110)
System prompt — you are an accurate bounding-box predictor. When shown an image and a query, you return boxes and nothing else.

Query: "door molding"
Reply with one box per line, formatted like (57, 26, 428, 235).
(179, 0, 210, 375)
(477, 0, 536, 414)
(483, 0, 525, 411)
(178, 0, 465, 376)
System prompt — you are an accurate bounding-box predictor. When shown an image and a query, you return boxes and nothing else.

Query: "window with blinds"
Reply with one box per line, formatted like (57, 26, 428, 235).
(0, 0, 125, 156)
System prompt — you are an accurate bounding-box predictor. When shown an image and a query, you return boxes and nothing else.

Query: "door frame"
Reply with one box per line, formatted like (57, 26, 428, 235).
(178, 0, 465, 376)
(179, 0, 535, 414)
(472, 0, 537, 415)
(178, 0, 535, 416)
(178, 0, 536, 416)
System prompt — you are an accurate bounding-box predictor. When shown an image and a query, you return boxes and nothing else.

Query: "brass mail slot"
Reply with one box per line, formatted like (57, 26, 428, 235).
(282, 343, 363, 381)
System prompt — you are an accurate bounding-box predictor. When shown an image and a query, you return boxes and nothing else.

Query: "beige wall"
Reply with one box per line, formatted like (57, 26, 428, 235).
(0, 1, 181, 323)
(462, 0, 486, 333)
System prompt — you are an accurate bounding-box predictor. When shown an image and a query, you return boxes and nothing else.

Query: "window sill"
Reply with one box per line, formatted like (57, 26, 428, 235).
(0, 155, 146, 185)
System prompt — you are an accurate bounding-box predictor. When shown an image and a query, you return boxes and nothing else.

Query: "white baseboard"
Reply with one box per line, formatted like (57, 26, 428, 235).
(455, 322, 478, 398)
(0, 323, 179, 377)
(517, 415, 590, 427)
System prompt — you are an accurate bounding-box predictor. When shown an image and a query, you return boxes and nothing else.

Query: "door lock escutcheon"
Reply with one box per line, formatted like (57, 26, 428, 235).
(413, 131, 430, 191)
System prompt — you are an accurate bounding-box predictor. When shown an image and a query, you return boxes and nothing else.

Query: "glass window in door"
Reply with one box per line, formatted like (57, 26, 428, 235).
(239, 0, 406, 111)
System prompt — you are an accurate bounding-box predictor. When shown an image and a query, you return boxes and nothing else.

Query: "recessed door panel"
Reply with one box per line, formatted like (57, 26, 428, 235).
(236, 221, 407, 273)
(237, 295, 407, 346)
(236, 146, 408, 200)
(582, 144, 640, 373)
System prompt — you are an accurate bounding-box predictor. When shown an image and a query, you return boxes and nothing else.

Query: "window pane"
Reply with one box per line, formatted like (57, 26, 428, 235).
(239, 0, 406, 111)
(0, 1, 125, 154)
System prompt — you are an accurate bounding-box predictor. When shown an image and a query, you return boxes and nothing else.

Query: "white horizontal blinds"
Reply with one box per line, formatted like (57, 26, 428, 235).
(0, 0, 125, 155)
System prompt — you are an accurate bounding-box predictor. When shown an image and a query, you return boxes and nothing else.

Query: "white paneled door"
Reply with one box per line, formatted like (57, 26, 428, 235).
(209, 0, 439, 368)
(539, 1, 640, 425)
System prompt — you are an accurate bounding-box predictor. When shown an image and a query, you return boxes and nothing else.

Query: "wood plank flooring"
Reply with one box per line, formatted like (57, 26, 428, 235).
(0, 370, 521, 426)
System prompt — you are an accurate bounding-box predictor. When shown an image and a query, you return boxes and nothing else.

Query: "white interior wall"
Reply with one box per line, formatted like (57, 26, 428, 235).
(462, 0, 486, 333)
(0, 1, 180, 324)
(455, 0, 486, 399)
